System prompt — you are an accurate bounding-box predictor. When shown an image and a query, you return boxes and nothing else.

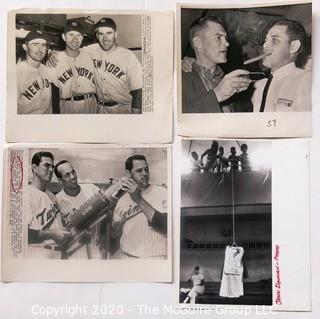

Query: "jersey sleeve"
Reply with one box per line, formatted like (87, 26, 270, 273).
(80, 43, 97, 59)
(126, 51, 143, 91)
(27, 189, 43, 230)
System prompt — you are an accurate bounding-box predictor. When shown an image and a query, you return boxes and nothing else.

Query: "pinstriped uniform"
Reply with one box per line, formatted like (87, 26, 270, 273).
(27, 184, 64, 259)
(112, 185, 167, 259)
(56, 184, 102, 259)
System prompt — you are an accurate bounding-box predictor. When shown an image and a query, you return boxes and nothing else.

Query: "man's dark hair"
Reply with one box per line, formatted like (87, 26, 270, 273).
(31, 151, 54, 166)
(266, 18, 309, 68)
(54, 160, 70, 179)
(125, 155, 147, 172)
(240, 144, 248, 152)
(189, 15, 225, 49)
(231, 146, 236, 152)
(210, 140, 219, 152)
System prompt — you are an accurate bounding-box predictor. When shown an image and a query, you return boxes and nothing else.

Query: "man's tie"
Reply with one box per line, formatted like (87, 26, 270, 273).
(259, 74, 273, 112)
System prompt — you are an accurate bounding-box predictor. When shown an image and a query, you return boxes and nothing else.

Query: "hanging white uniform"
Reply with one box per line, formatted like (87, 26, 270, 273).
(219, 245, 244, 298)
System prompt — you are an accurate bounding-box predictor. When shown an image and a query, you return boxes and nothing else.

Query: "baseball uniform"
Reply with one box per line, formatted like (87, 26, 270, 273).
(111, 184, 167, 259)
(187, 273, 205, 303)
(56, 184, 102, 259)
(27, 184, 64, 259)
(83, 44, 143, 114)
(219, 245, 245, 298)
(251, 62, 311, 112)
(17, 60, 52, 114)
(47, 51, 97, 114)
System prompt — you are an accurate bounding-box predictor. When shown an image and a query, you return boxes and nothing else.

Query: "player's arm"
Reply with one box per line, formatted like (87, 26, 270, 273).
(200, 150, 208, 164)
(127, 52, 143, 114)
(130, 88, 142, 114)
(121, 178, 167, 234)
(28, 227, 72, 245)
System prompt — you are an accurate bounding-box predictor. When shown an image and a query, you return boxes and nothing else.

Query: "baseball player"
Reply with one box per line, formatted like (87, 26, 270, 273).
(49, 17, 143, 114)
(17, 30, 52, 114)
(54, 160, 103, 259)
(111, 155, 167, 259)
(47, 20, 97, 114)
(181, 265, 205, 304)
(27, 151, 72, 259)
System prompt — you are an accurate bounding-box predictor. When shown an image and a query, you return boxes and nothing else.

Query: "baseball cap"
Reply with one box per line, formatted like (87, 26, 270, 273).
(24, 30, 48, 43)
(194, 265, 200, 270)
(95, 18, 117, 31)
(64, 20, 84, 34)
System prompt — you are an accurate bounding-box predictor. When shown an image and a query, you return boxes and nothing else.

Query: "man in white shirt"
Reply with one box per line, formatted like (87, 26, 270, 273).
(111, 155, 167, 259)
(181, 265, 205, 304)
(27, 151, 72, 259)
(17, 30, 52, 114)
(54, 160, 104, 259)
(48, 20, 97, 114)
(252, 18, 311, 112)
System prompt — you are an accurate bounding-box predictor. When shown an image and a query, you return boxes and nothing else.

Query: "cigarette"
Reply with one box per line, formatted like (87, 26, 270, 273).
(243, 54, 266, 65)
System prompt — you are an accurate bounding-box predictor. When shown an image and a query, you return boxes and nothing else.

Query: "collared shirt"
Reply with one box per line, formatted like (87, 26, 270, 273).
(193, 63, 224, 92)
(251, 62, 311, 112)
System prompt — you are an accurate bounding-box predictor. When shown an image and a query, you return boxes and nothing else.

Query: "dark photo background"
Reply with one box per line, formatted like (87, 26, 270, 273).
(180, 4, 311, 112)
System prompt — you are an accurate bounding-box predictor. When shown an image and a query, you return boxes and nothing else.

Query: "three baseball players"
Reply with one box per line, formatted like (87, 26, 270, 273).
(17, 17, 143, 114)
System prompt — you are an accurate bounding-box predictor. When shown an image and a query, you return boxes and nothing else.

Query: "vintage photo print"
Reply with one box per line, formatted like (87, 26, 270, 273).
(179, 138, 311, 311)
(7, 10, 173, 143)
(177, 1, 312, 138)
(1, 144, 172, 282)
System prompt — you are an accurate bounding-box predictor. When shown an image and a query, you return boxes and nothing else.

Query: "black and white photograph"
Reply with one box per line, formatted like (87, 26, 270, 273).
(177, 2, 312, 138)
(15, 13, 143, 115)
(7, 9, 173, 143)
(180, 139, 272, 305)
(1, 145, 172, 282)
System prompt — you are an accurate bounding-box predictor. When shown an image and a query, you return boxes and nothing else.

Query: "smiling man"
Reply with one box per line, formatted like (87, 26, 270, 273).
(84, 18, 143, 114)
(17, 30, 52, 114)
(251, 19, 311, 112)
(182, 15, 251, 113)
(48, 20, 97, 114)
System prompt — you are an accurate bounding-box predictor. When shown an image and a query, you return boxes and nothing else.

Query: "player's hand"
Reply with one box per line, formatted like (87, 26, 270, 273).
(50, 229, 72, 246)
(46, 50, 59, 68)
(103, 177, 128, 202)
(214, 70, 251, 103)
(120, 177, 142, 203)
(182, 56, 196, 73)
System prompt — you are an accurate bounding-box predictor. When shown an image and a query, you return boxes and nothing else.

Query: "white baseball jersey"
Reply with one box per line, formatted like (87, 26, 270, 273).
(27, 184, 64, 259)
(219, 245, 244, 298)
(17, 61, 52, 114)
(83, 44, 142, 105)
(47, 51, 97, 114)
(112, 184, 167, 259)
(48, 51, 96, 98)
(56, 184, 102, 259)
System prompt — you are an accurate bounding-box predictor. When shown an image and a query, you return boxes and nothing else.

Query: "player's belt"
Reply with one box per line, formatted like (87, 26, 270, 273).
(62, 93, 94, 102)
(99, 100, 118, 107)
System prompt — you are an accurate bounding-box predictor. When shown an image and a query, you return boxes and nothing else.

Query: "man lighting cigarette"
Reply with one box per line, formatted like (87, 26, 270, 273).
(182, 16, 251, 113)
